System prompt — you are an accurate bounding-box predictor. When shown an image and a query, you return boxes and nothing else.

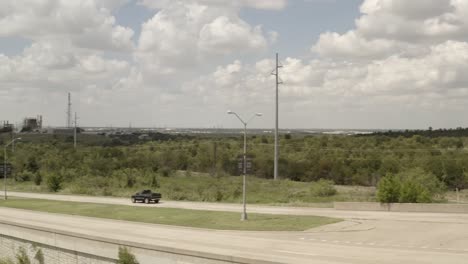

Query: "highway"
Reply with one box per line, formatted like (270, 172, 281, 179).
(5, 192, 468, 263)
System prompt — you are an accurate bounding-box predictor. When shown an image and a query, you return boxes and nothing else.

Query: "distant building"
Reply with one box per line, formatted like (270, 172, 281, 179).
(0, 121, 13, 133)
(21, 116, 43, 132)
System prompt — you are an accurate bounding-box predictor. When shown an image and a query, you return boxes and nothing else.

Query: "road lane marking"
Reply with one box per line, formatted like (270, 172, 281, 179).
(296, 237, 465, 253)
(277, 250, 318, 257)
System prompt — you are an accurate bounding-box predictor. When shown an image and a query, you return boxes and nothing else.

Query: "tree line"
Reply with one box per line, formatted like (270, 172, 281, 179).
(1, 133, 467, 195)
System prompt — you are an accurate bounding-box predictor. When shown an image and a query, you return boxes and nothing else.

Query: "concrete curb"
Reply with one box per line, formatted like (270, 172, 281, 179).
(0, 219, 283, 264)
(334, 202, 468, 214)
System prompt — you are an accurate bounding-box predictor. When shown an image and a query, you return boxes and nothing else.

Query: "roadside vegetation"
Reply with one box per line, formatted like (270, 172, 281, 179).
(2, 130, 468, 204)
(118, 247, 139, 264)
(0, 246, 43, 264)
(0, 245, 136, 264)
(0, 198, 341, 231)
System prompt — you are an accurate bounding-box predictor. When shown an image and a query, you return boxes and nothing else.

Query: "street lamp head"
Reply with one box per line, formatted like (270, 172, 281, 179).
(227, 110, 234, 115)
(256, 113, 263, 117)
(15, 138, 21, 141)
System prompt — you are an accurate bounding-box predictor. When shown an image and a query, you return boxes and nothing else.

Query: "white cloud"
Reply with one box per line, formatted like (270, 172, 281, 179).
(136, 1, 274, 77)
(3, 0, 468, 129)
(139, 0, 287, 10)
(0, 0, 134, 51)
(198, 16, 267, 54)
(313, 0, 468, 60)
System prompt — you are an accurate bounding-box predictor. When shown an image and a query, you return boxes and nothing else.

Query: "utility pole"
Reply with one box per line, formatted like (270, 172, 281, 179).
(10, 129, 14, 153)
(74, 112, 78, 149)
(67, 92, 72, 128)
(212, 141, 217, 176)
(272, 53, 282, 180)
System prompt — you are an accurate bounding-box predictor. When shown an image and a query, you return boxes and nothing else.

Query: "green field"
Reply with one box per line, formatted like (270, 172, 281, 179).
(6, 174, 377, 206)
(0, 198, 341, 231)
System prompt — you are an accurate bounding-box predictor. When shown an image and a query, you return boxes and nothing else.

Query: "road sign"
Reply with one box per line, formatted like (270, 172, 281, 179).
(238, 158, 253, 174)
(0, 163, 12, 175)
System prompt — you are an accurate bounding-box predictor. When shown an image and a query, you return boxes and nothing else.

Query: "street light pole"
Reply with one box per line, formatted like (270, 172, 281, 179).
(242, 122, 247, 220)
(4, 138, 21, 200)
(227, 111, 262, 221)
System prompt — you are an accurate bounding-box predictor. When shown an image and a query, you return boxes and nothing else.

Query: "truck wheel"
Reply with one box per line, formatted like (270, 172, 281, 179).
(144, 198, 149, 204)
(131, 198, 136, 203)
(155, 200, 160, 204)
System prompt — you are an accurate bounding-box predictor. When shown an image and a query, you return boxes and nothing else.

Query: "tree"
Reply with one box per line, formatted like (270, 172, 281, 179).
(377, 174, 400, 203)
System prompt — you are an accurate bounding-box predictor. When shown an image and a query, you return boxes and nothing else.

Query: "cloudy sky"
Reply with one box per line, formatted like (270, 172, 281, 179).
(1, 0, 468, 129)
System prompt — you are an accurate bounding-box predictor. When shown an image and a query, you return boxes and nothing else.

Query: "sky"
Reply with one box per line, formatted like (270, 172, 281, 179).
(1, 0, 468, 129)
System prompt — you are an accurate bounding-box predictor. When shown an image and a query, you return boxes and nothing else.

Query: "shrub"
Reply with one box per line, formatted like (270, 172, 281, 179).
(398, 168, 444, 203)
(377, 175, 400, 203)
(33, 173, 42, 186)
(16, 247, 31, 264)
(310, 179, 337, 197)
(126, 175, 136, 188)
(118, 247, 139, 264)
(15, 171, 34, 182)
(150, 175, 160, 188)
(160, 167, 172, 177)
(46, 172, 63, 192)
(34, 249, 44, 264)
(377, 168, 445, 203)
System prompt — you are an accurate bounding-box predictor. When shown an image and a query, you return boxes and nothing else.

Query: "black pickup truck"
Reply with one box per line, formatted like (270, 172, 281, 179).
(131, 190, 162, 204)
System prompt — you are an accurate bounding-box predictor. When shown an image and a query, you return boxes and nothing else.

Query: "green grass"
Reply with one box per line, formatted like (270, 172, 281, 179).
(7, 173, 377, 206)
(0, 198, 341, 231)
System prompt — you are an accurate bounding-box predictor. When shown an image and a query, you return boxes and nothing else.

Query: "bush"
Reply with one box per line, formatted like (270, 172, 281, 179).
(15, 171, 34, 182)
(46, 172, 63, 192)
(310, 179, 337, 197)
(377, 168, 445, 203)
(33, 173, 42, 186)
(160, 167, 172, 177)
(118, 247, 139, 264)
(34, 249, 44, 264)
(150, 174, 160, 188)
(16, 247, 31, 264)
(377, 175, 400, 203)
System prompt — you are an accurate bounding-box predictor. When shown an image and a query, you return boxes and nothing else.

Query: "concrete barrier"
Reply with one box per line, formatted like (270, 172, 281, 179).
(0, 220, 282, 264)
(334, 202, 468, 214)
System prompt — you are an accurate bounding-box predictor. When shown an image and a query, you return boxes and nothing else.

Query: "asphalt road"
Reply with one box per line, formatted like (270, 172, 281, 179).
(5, 192, 468, 263)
